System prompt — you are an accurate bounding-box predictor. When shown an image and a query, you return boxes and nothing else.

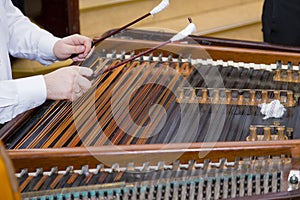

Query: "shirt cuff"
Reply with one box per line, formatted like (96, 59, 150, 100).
(38, 35, 61, 65)
(15, 75, 47, 111)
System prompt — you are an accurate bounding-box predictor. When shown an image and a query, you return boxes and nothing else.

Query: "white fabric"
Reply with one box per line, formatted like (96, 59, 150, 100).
(170, 23, 197, 42)
(259, 100, 286, 120)
(0, 0, 60, 124)
(150, 0, 169, 15)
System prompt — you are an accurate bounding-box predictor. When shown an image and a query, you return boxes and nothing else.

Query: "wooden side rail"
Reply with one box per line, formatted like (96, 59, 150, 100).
(8, 140, 300, 172)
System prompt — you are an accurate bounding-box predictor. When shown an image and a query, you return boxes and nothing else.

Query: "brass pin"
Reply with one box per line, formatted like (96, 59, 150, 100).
(263, 127, 271, 141)
(249, 90, 256, 105)
(287, 91, 295, 107)
(274, 69, 281, 81)
(277, 127, 286, 140)
(201, 89, 208, 103)
(261, 91, 268, 103)
(248, 126, 258, 141)
(213, 89, 220, 104)
(226, 90, 232, 104)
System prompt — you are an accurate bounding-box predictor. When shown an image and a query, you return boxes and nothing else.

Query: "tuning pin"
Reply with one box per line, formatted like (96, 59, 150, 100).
(287, 64, 293, 81)
(111, 163, 120, 172)
(201, 89, 208, 103)
(101, 48, 107, 57)
(274, 91, 280, 101)
(139, 54, 144, 62)
(190, 88, 197, 102)
(276, 127, 285, 140)
(213, 89, 220, 104)
(274, 69, 281, 81)
(261, 90, 268, 103)
(34, 168, 43, 177)
(111, 49, 117, 58)
(286, 128, 294, 139)
(19, 168, 28, 179)
(287, 91, 295, 107)
(174, 62, 180, 73)
(181, 63, 191, 76)
(158, 52, 163, 62)
(218, 158, 226, 170)
(157, 161, 165, 171)
(120, 50, 126, 60)
(187, 54, 192, 63)
(178, 54, 183, 63)
(80, 165, 89, 177)
(172, 160, 180, 171)
(126, 163, 135, 172)
(288, 61, 293, 70)
(130, 50, 135, 57)
(148, 53, 154, 62)
(49, 166, 58, 176)
(168, 54, 173, 62)
(202, 159, 210, 173)
(276, 60, 282, 69)
(263, 127, 271, 141)
(141, 162, 150, 172)
(248, 125, 258, 141)
(188, 160, 196, 171)
(238, 90, 244, 105)
(226, 90, 232, 104)
(249, 90, 256, 105)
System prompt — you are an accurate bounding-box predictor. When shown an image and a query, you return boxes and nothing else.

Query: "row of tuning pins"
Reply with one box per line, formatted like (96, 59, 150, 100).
(102, 48, 193, 63)
(18, 158, 288, 199)
(247, 122, 294, 141)
(18, 164, 109, 193)
(123, 159, 282, 200)
(274, 60, 300, 83)
(177, 87, 296, 107)
(102, 49, 194, 76)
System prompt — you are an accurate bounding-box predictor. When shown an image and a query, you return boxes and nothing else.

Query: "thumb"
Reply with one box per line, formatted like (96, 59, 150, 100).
(78, 67, 93, 77)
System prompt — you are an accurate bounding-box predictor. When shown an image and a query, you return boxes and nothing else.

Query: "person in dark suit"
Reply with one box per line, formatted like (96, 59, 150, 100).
(262, 0, 300, 46)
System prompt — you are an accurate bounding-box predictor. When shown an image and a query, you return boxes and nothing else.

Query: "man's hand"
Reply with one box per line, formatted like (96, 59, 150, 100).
(53, 34, 94, 62)
(44, 66, 93, 101)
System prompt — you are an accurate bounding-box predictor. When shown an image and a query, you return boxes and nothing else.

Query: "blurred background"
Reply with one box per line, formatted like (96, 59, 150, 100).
(12, 0, 264, 41)
(10, 0, 264, 75)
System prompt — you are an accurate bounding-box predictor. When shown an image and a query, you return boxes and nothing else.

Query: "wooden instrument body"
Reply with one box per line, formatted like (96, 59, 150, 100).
(2, 29, 300, 199)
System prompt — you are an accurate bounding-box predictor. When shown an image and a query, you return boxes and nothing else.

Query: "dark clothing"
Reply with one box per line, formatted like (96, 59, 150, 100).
(262, 0, 300, 46)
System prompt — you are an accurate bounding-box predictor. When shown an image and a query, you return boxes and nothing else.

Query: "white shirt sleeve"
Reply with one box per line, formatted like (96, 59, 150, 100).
(0, 75, 47, 124)
(0, 0, 62, 124)
(5, 0, 60, 65)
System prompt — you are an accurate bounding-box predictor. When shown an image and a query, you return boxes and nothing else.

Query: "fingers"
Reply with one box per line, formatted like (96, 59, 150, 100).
(71, 42, 93, 62)
(71, 67, 93, 101)
(54, 34, 93, 60)
(44, 66, 94, 102)
(85, 46, 95, 60)
(78, 67, 94, 77)
(67, 34, 93, 58)
(77, 76, 92, 92)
